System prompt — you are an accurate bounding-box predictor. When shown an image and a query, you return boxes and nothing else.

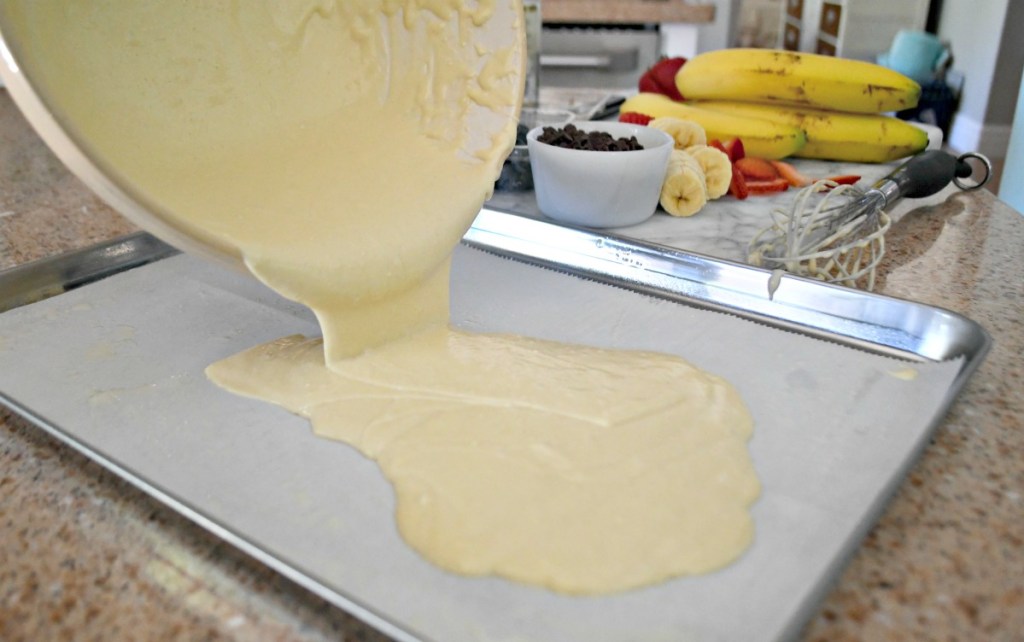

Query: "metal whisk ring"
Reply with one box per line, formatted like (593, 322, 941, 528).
(954, 152, 992, 192)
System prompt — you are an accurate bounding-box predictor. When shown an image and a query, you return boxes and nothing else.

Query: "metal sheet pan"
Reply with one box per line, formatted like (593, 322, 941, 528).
(0, 208, 990, 642)
(468, 208, 989, 367)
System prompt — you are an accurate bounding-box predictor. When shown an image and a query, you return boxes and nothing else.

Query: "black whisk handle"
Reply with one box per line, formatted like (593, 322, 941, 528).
(882, 149, 961, 199)
(953, 152, 993, 191)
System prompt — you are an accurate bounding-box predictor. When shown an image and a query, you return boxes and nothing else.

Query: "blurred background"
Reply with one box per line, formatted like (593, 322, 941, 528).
(535, 0, 1022, 207)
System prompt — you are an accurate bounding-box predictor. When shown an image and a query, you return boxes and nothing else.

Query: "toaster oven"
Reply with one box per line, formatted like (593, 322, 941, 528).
(540, 23, 661, 89)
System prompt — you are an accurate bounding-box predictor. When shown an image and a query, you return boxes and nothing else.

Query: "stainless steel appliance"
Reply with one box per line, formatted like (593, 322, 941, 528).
(540, 23, 660, 89)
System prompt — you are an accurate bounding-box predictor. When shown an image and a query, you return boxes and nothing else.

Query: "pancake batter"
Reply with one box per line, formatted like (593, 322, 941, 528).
(2, 0, 761, 594)
(207, 328, 760, 594)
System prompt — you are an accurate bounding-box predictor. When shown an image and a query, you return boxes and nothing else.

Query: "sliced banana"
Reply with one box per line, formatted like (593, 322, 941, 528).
(660, 150, 708, 217)
(649, 117, 707, 150)
(685, 144, 732, 199)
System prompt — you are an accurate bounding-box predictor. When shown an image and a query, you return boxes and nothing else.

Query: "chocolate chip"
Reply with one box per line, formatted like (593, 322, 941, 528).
(537, 124, 644, 152)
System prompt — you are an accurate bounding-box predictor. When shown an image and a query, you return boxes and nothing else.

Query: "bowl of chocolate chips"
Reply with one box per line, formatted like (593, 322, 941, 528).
(495, 108, 574, 192)
(527, 121, 673, 227)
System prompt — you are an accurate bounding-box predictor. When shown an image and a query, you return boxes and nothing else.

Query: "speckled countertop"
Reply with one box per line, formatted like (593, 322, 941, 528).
(1, 88, 1022, 641)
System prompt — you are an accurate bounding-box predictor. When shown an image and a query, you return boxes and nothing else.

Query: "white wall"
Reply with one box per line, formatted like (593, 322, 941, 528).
(986, 0, 1024, 124)
(661, 0, 740, 59)
(698, 0, 741, 53)
(938, 0, 1022, 158)
(999, 64, 1024, 214)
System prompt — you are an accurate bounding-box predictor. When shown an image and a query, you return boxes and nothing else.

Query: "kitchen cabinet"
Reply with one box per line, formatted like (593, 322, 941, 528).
(781, 0, 930, 61)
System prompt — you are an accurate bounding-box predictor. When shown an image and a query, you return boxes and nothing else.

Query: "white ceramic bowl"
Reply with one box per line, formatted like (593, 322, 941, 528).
(527, 121, 673, 228)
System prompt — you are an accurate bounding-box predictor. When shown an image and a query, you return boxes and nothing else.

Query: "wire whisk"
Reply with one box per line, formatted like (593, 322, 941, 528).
(748, 150, 991, 294)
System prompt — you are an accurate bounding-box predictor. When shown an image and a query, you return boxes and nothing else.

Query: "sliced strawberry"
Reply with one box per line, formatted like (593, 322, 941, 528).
(619, 111, 654, 125)
(824, 174, 861, 185)
(648, 57, 687, 101)
(723, 138, 745, 163)
(728, 167, 749, 200)
(770, 160, 811, 187)
(734, 157, 779, 181)
(708, 139, 729, 155)
(745, 177, 791, 195)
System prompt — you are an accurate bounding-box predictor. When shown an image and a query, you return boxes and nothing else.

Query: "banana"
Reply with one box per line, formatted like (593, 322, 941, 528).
(620, 93, 806, 159)
(661, 149, 708, 217)
(684, 144, 732, 198)
(649, 116, 706, 149)
(693, 100, 929, 163)
(675, 48, 921, 114)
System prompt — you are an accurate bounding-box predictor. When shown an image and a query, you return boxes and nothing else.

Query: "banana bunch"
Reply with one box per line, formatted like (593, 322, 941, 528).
(653, 117, 732, 216)
(690, 101, 928, 163)
(675, 48, 920, 114)
(621, 94, 806, 160)
(623, 48, 928, 163)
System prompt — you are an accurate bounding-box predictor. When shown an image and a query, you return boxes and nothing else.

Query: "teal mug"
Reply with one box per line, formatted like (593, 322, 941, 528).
(879, 30, 950, 84)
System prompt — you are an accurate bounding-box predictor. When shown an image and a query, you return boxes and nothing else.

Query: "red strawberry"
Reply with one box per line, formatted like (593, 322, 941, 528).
(708, 139, 729, 155)
(723, 138, 745, 163)
(770, 160, 811, 187)
(734, 157, 779, 181)
(647, 57, 687, 101)
(746, 178, 791, 195)
(824, 174, 861, 185)
(728, 168, 749, 200)
(638, 70, 661, 95)
(619, 111, 654, 125)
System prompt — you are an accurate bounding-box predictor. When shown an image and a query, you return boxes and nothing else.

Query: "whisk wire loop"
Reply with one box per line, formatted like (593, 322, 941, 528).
(749, 180, 891, 290)
(748, 150, 991, 295)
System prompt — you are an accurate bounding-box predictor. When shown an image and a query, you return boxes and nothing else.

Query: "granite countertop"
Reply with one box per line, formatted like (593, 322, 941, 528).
(1, 88, 1022, 641)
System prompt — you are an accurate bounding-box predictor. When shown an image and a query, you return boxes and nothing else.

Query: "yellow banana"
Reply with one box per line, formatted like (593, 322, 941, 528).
(620, 93, 806, 159)
(649, 117, 706, 149)
(661, 150, 707, 217)
(675, 48, 920, 114)
(693, 100, 928, 163)
(685, 144, 732, 198)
